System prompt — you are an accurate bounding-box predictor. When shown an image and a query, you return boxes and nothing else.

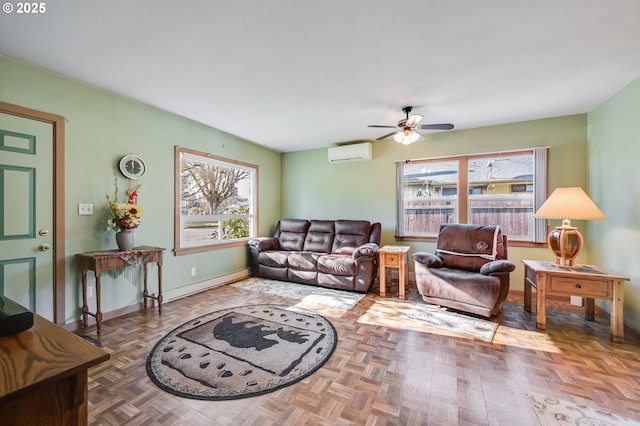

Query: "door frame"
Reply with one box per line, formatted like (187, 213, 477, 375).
(0, 101, 66, 325)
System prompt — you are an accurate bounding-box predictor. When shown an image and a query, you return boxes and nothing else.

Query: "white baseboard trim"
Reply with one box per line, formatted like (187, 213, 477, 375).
(65, 269, 251, 332)
(162, 268, 251, 303)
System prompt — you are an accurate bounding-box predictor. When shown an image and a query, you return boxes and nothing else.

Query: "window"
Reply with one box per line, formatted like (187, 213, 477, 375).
(397, 147, 548, 243)
(174, 146, 257, 255)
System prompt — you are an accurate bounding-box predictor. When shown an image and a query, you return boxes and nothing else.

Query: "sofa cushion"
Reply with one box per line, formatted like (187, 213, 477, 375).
(303, 220, 335, 253)
(288, 252, 320, 271)
(317, 272, 355, 291)
(288, 269, 318, 285)
(258, 264, 289, 281)
(276, 219, 310, 251)
(259, 251, 290, 268)
(317, 254, 356, 276)
(435, 224, 503, 272)
(332, 220, 371, 255)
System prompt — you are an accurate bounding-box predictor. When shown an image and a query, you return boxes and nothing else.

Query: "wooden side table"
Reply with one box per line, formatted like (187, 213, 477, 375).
(379, 245, 410, 300)
(522, 259, 629, 343)
(77, 246, 165, 335)
(0, 315, 109, 425)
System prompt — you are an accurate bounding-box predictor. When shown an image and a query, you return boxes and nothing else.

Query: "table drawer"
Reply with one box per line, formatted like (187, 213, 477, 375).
(549, 276, 611, 298)
(383, 253, 401, 267)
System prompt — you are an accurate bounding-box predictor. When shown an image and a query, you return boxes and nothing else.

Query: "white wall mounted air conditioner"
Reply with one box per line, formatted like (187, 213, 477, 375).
(328, 142, 372, 163)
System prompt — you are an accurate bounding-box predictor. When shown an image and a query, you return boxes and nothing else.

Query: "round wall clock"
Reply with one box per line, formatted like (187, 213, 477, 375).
(119, 155, 147, 179)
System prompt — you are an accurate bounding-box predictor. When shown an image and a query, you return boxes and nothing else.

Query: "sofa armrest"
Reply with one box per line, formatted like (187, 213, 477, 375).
(248, 237, 279, 251)
(352, 243, 379, 258)
(412, 252, 444, 268)
(480, 259, 516, 275)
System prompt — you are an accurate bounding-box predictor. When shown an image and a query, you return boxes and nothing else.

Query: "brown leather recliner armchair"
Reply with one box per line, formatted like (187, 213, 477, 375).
(412, 224, 515, 317)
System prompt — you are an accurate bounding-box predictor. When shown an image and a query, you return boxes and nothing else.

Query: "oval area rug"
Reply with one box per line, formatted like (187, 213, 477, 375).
(146, 304, 337, 400)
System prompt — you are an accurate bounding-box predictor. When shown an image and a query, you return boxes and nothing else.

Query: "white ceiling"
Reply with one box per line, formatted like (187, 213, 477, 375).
(1, 0, 640, 152)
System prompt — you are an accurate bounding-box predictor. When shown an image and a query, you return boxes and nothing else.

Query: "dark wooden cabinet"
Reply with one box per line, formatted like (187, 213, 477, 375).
(0, 315, 109, 425)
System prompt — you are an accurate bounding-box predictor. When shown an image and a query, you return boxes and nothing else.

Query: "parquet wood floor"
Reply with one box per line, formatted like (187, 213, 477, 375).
(77, 280, 640, 425)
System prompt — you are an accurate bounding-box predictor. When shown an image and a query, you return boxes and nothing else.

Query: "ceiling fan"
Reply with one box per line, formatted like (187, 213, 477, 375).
(368, 106, 454, 144)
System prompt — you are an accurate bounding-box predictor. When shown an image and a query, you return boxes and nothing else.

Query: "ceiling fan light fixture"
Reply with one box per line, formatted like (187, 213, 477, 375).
(369, 106, 453, 142)
(394, 129, 421, 145)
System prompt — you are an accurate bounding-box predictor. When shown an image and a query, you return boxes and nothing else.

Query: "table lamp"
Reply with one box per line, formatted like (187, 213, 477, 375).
(534, 187, 605, 266)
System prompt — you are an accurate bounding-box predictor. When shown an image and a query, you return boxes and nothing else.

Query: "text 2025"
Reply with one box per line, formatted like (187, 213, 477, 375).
(17, 2, 46, 13)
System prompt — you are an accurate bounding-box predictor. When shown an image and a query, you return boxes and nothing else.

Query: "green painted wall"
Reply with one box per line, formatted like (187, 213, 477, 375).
(0, 56, 282, 324)
(282, 114, 590, 290)
(588, 75, 640, 330)
(8, 49, 632, 329)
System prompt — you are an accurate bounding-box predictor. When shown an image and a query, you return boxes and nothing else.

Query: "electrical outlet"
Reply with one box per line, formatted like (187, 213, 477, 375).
(87, 286, 93, 298)
(191, 267, 197, 277)
(570, 295, 583, 306)
(78, 203, 93, 215)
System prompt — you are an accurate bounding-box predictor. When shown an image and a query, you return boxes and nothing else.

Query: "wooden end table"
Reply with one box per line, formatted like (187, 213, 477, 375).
(522, 259, 629, 343)
(77, 246, 165, 335)
(379, 245, 410, 300)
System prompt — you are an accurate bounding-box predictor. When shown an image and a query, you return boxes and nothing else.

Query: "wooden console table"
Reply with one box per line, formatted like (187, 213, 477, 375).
(0, 314, 109, 425)
(522, 259, 629, 343)
(379, 245, 410, 300)
(77, 246, 165, 335)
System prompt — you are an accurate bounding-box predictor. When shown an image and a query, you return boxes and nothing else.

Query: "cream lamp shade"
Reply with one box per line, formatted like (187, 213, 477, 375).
(534, 187, 605, 266)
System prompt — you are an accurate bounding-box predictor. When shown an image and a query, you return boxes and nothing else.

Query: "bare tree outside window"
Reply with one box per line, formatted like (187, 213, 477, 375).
(174, 147, 257, 254)
(181, 161, 249, 215)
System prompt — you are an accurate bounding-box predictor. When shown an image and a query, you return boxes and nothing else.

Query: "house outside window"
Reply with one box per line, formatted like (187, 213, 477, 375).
(174, 146, 257, 255)
(396, 147, 548, 243)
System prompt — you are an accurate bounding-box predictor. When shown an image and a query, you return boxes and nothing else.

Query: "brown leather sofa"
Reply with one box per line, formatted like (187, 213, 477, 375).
(248, 219, 381, 292)
(412, 224, 515, 317)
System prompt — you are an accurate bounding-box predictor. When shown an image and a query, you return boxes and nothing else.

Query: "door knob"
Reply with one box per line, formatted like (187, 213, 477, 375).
(39, 244, 50, 252)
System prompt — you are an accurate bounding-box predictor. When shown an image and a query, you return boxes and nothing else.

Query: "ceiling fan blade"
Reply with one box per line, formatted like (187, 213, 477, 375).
(376, 130, 399, 140)
(405, 114, 423, 127)
(368, 125, 397, 128)
(418, 123, 455, 130)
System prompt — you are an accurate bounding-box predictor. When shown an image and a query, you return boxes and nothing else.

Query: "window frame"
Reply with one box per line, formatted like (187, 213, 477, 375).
(174, 146, 258, 256)
(396, 147, 548, 246)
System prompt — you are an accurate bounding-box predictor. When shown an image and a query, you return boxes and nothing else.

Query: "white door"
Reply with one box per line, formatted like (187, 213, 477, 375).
(0, 112, 54, 321)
